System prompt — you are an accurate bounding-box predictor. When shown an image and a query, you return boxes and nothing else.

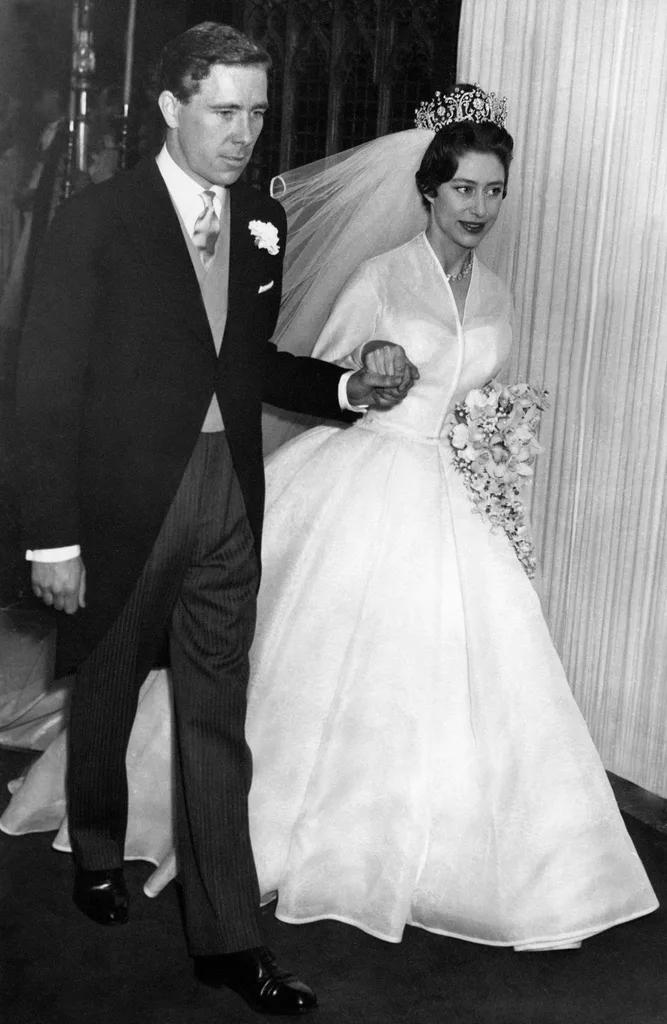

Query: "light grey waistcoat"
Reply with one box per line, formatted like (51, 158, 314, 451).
(174, 198, 231, 432)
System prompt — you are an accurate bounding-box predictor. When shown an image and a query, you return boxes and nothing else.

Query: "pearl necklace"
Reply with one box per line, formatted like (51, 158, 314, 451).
(445, 251, 473, 282)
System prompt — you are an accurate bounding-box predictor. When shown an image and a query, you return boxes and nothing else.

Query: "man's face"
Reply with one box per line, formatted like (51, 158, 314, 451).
(159, 63, 268, 187)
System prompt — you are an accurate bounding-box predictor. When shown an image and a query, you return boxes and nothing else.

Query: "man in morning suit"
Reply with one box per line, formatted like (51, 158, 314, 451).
(16, 22, 416, 1017)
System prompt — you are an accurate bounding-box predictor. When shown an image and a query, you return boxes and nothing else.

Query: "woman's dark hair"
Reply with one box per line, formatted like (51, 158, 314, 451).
(415, 97, 514, 210)
(157, 22, 271, 103)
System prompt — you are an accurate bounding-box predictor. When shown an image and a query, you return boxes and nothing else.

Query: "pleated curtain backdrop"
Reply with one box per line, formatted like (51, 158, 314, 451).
(457, 0, 667, 796)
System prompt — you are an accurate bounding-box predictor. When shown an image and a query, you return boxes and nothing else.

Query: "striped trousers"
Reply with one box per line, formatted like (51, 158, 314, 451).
(67, 432, 263, 954)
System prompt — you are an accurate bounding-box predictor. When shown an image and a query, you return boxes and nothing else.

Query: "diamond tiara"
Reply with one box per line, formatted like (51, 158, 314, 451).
(415, 84, 508, 132)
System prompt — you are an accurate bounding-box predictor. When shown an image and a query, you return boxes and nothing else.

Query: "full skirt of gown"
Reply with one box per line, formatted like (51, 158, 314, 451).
(1, 415, 658, 949)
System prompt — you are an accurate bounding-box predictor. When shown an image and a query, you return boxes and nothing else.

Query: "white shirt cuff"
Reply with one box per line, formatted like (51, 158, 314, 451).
(26, 545, 81, 562)
(338, 370, 368, 412)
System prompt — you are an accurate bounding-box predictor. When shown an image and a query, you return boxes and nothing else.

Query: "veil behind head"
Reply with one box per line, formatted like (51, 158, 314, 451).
(269, 128, 433, 358)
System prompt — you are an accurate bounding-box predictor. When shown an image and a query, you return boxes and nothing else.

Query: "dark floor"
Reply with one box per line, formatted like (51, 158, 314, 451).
(1, 741, 667, 1024)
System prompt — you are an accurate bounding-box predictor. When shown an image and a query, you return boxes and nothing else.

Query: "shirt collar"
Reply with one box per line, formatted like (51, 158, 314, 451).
(156, 144, 227, 231)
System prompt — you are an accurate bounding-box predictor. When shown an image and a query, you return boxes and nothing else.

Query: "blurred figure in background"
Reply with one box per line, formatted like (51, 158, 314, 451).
(0, 86, 67, 339)
(0, 82, 126, 389)
(88, 83, 122, 186)
(0, 93, 22, 306)
(0, 93, 20, 161)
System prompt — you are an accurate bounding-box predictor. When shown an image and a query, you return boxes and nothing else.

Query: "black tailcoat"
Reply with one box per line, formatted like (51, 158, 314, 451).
(17, 156, 350, 675)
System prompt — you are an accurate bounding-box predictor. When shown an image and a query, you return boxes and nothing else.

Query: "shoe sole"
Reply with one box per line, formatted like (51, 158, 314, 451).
(195, 975, 318, 1015)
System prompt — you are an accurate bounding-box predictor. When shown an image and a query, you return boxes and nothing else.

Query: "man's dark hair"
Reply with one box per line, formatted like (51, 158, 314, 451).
(157, 22, 271, 103)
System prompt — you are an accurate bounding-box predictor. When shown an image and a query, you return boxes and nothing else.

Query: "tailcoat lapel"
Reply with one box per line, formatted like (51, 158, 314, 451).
(118, 157, 215, 357)
(224, 183, 259, 357)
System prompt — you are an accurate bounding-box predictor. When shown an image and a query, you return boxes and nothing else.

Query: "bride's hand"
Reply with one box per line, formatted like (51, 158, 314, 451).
(363, 341, 419, 382)
(346, 342, 419, 409)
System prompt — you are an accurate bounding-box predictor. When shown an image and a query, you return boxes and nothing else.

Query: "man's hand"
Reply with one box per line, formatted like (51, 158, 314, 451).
(31, 556, 86, 614)
(346, 342, 419, 409)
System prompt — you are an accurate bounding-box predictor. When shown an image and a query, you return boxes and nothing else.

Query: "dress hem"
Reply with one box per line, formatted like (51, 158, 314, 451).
(272, 900, 659, 950)
(2, 823, 658, 948)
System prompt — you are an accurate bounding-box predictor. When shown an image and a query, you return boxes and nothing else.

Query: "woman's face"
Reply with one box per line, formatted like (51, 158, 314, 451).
(426, 150, 506, 253)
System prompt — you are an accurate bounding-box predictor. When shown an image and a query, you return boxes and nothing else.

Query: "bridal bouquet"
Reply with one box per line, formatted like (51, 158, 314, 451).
(447, 381, 549, 577)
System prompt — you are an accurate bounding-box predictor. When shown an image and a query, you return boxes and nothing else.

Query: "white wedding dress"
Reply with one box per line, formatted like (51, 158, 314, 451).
(1, 234, 658, 948)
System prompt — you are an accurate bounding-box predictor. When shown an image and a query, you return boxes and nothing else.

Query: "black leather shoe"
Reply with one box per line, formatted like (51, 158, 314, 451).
(194, 946, 318, 1015)
(73, 867, 129, 925)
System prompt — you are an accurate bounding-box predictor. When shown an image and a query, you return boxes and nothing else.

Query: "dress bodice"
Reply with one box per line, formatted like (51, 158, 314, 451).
(312, 232, 513, 440)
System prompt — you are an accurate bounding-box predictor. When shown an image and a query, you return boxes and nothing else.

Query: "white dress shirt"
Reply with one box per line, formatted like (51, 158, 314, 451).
(156, 143, 227, 237)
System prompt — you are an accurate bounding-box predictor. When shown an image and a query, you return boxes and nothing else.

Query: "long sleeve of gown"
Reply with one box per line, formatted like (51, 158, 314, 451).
(311, 265, 381, 369)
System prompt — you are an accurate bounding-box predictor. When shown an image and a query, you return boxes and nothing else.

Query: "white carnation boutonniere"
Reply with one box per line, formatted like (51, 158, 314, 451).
(249, 219, 280, 256)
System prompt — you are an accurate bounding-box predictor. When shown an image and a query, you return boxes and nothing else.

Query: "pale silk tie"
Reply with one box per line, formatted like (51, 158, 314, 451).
(192, 189, 220, 269)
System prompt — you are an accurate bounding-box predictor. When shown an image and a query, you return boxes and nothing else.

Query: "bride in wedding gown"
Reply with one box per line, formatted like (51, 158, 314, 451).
(1, 86, 658, 950)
